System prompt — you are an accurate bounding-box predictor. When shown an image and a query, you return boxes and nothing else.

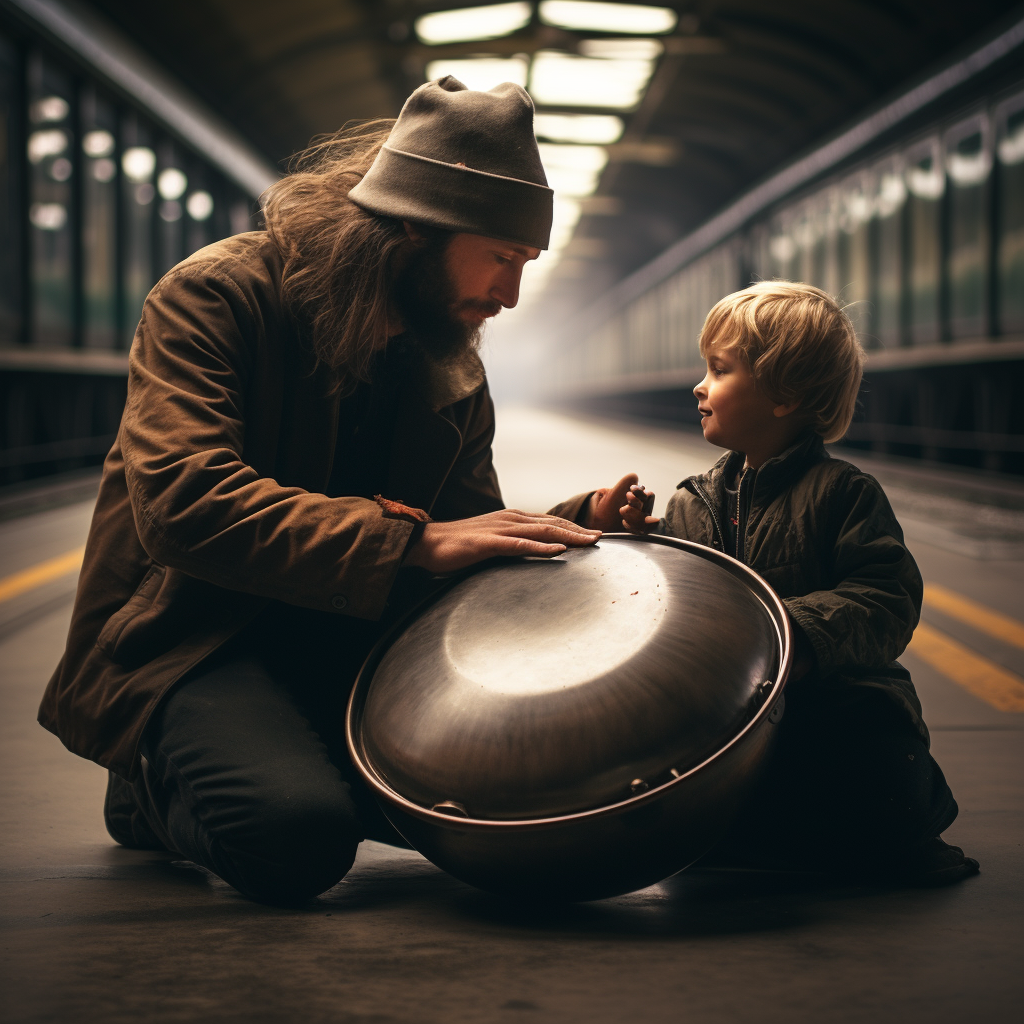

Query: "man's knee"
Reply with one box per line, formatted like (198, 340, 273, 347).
(210, 782, 362, 904)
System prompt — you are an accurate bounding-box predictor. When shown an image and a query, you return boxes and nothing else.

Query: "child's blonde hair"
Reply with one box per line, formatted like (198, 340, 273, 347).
(698, 280, 865, 444)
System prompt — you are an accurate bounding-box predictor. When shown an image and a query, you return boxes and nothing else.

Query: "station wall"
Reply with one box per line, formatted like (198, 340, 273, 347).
(0, 23, 260, 485)
(554, 80, 1024, 474)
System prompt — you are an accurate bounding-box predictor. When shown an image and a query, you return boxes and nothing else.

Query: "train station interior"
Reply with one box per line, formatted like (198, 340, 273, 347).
(2, 2, 1023, 1021)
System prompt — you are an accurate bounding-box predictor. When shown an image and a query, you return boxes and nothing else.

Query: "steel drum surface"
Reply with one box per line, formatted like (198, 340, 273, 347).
(347, 535, 791, 900)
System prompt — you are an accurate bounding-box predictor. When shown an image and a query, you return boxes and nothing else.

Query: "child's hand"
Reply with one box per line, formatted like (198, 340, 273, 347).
(584, 473, 639, 532)
(620, 483, 659, 534)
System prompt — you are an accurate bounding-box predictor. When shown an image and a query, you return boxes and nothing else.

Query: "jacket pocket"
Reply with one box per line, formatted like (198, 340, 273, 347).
(97, 563, 213, 668)
(96, 565, 165, 662)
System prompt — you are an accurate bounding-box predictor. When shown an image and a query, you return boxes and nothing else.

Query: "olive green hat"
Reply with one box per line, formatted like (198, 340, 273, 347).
(349, 76, 552, 250)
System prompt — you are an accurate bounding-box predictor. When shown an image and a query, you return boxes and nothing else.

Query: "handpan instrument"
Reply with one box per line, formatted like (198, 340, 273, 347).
(346, 534, 791, 900)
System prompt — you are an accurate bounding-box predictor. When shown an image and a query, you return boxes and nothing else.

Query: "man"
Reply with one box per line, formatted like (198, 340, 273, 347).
(39, 78, 618, 904)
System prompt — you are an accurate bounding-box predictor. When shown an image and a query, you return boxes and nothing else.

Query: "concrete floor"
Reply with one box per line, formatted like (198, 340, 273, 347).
(2, 407, 1023, 1024)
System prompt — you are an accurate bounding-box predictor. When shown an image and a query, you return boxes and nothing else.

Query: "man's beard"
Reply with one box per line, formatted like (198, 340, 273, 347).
(393, 236, 499, 361)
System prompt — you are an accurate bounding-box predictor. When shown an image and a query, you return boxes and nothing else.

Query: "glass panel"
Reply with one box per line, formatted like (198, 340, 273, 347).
(996, 93, 1024, 334)
(809, 196, 829, 290)
(821, 186, 842, 297)
(183, 159, 216, 256)
(80, 87, 118, 349)
(228, 195, 253, 236)
(0, 33, 23, 346)
(836, 170, 873, 345)
(27, 53, 75, 349)
(945, 114, 991, 339)
(747, 223, 771, 282)
(793, 200, 820, 286)
(120, 113, 155, 345)
(768, 211, 798, 280)
(872, 155, 906, 348)
(156, 138, 187, 275)
(905, 137, 944, 346)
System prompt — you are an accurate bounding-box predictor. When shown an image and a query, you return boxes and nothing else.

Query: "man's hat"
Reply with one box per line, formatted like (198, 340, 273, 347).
(349, 77, 553, 250)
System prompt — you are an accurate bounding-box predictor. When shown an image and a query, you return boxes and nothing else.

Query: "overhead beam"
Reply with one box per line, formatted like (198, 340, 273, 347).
(575, 10, 1024, 333)
(0, 0, 280, 197)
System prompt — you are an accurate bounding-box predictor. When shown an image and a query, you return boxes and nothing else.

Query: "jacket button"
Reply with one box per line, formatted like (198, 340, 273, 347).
(331, 595, 348, 610)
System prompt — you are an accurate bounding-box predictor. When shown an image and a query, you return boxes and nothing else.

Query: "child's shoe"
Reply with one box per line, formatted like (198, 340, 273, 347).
(886, 837, 980, 886)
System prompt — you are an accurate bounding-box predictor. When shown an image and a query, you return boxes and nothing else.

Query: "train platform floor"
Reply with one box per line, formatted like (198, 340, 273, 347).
(2, 406, 1022, 1024)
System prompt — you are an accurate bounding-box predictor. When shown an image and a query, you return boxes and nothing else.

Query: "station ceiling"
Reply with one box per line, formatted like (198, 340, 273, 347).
(83, 0, 1024, 294)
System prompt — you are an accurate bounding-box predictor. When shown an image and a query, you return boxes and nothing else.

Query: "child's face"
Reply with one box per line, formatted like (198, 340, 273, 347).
(693, 340, 792, 465)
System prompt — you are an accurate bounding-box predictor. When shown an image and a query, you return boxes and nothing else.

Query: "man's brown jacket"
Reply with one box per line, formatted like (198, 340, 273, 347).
(39, 233, 503, 779)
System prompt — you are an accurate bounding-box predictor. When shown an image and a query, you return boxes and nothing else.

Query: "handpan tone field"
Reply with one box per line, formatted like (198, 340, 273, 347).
(347, 534, 792, 900)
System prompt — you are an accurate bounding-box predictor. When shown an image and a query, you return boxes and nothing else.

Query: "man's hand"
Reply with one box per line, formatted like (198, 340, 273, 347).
(404, 510, 601, 574)
(620, 483, 659, 534)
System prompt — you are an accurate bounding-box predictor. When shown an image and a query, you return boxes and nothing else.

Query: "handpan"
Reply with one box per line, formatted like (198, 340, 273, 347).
(346, 534, 791, 900)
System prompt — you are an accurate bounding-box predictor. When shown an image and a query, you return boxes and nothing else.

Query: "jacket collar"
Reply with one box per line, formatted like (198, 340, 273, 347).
(681, 430, 829, 510)
(384, 348, 484, 511)
(409, 347, 487, 412)
(277, 337, 485, 500)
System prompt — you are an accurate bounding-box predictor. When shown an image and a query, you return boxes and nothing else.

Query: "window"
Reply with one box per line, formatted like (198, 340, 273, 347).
(156, 138, 188, 276)
(0, 33, 22, 346)
(836, 171, 873, 345)
(995, 91, 1024, 334)
(872, 154, 906, 348)
(81, 87, 118, 349)
(945, 113, 992, 338)
(27, 53, 75, 348)
(904, 137, 944, 345)
(120, 112, 155, 345)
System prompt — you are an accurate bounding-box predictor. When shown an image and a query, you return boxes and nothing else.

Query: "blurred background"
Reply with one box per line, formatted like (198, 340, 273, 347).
(1, 0, 1024, 484)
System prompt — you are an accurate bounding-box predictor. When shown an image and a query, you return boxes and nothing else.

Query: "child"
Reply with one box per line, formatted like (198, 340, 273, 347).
(576, 281, 977, 884)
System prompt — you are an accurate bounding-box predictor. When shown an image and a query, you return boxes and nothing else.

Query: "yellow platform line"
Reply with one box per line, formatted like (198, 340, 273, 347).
(924, 583, 1024, 651)
(0, 547, 84, 604)
(909, 621, 1024, 712)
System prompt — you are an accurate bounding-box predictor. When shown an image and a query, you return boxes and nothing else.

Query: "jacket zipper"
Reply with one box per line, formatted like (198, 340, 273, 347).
(690, 480, 727, 553)
(735, 469, 750, 564)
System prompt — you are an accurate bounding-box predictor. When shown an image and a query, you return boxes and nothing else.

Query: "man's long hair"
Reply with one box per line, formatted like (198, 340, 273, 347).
(261, 120, 407, 392)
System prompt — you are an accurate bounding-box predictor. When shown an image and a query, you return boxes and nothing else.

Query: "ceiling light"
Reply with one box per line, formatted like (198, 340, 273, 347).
(416, 3, 532, 45)
(529, 50, 654, 109)
(29, 202, 67, 231)
(534, 113, 624, 144)
(122, 147, 156, 183)
(158, 167, 188, 200)
(540, 144, 608, 198)
(425, 57, 529, 91)
(538, 1, 677, 35)
(545, 167, 602, 196)
(31, 95, 69, 124)
(549, 195, 582, 248)
(999, 123, 1024, 165)
(82, 130, 115, 158)
(539, 142, 608, 173)
(27, 129, 67, 163)
(92, 158, 116, 183)
(578, 38, 663, 59)
(186, 191, 215, 221)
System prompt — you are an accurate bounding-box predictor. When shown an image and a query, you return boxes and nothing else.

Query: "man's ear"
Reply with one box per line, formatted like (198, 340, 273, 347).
(403, 221, 428, 245)
(772, 399, 801, 419)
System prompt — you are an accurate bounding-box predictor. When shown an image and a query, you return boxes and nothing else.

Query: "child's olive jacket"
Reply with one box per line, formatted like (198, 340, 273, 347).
(663, 432, 928, 742)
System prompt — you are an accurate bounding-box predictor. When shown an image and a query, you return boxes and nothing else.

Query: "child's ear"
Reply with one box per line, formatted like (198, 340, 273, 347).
(772, 399, 801, 419)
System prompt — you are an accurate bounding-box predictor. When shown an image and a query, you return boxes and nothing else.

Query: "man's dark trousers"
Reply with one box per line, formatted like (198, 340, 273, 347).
(124, 605, 410, 904)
